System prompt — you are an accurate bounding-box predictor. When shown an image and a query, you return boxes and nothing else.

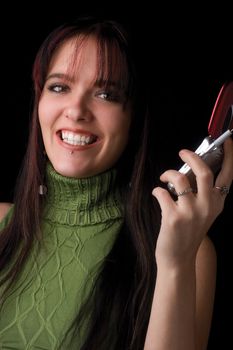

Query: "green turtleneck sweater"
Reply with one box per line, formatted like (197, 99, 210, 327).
(0, 164, 124, 349)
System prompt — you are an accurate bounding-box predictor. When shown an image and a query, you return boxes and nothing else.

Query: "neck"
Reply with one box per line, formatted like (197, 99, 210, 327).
(42, 162, 124, 226)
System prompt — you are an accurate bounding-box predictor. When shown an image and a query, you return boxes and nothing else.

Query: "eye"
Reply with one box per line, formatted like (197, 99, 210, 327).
(96, 90, 121, 102)
(47, 83, 70, 93)
(98, 92, 109, 99)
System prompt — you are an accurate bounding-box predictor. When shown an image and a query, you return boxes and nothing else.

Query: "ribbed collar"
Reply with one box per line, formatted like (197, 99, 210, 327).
(42, 162, 124, 226)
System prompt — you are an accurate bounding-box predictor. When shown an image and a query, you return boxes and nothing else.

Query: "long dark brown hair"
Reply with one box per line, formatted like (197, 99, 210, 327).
(0, 17, 161, 349)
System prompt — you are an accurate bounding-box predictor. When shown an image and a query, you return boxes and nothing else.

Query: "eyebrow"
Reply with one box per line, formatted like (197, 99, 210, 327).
(45, 73, 120, 89)
(45, 73, 74, 83)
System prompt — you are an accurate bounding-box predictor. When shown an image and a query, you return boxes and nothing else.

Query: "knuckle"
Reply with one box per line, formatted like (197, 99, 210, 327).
(198, 168, 213, 182)
(175, 173, 188, 185)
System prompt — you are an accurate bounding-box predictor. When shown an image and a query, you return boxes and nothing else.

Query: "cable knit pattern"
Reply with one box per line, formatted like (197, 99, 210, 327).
(0, 164, 124, 349)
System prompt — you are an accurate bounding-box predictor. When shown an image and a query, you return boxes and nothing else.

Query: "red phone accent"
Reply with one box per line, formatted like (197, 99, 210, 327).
(208, 81, 233, 138)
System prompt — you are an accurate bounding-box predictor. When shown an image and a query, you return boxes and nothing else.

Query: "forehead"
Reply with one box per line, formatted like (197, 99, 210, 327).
(47, 36, 98, 77)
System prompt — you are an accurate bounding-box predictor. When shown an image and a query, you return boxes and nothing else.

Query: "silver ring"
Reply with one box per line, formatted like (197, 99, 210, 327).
(177, 187, 194, 197)
(215, 185, 230, 196)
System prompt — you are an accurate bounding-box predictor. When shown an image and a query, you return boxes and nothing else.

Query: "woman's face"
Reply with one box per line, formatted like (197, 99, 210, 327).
(38, 36, 131, 178)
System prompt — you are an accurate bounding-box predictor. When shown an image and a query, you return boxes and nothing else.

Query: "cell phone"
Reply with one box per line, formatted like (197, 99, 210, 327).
(167, 81, 233, 195)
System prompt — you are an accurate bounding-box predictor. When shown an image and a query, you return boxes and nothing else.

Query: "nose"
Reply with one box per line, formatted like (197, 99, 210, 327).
(65, 95, 92, 122)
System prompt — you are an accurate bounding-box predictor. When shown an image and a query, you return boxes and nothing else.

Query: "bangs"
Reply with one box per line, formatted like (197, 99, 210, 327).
(96, 34, 130, 96)
(66, 33, 132, 103)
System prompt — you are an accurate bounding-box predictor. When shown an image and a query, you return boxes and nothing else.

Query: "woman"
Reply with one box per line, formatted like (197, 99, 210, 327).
(0, 17, 232, 350)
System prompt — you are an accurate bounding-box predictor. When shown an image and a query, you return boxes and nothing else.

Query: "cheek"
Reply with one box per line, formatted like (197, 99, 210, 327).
(105, 107, 131, 136)
(38, 98, 56, 130)
(107, 117, 131, 150)
(117, 115, 131, 140)
(38, 99, 47, 127)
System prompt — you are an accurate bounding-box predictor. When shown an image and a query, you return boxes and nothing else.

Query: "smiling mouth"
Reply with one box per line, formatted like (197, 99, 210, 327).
(59, 130, 98, 146)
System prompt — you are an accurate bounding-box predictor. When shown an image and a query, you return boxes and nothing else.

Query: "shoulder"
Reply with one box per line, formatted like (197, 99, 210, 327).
(0, 202, 13, 222)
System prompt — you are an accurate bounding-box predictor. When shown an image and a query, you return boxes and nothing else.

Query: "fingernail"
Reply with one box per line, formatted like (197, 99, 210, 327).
(179, 149, 188, 155)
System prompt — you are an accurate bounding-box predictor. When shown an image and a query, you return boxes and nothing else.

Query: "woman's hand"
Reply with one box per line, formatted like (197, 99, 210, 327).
(152, 137, 233, 268)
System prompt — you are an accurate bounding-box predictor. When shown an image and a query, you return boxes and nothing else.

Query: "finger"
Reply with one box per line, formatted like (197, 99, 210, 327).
(215, 138, 233, 188)
(152, 187, 176, 213)
(160, 169, 195, 202)
(179, 149, 214, 196)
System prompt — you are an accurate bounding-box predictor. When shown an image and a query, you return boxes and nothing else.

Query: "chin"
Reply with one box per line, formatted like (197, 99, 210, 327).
(51, 160, 94, 179)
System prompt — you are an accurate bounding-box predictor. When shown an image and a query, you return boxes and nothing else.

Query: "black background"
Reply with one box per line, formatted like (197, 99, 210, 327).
(0, 3, 232, 349)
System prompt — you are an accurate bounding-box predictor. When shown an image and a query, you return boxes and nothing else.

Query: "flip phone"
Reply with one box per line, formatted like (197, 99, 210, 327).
(167, 81, 233, 195)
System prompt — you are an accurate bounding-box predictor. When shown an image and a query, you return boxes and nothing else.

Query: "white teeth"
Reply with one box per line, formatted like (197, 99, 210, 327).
(61, 131, 95, 146)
